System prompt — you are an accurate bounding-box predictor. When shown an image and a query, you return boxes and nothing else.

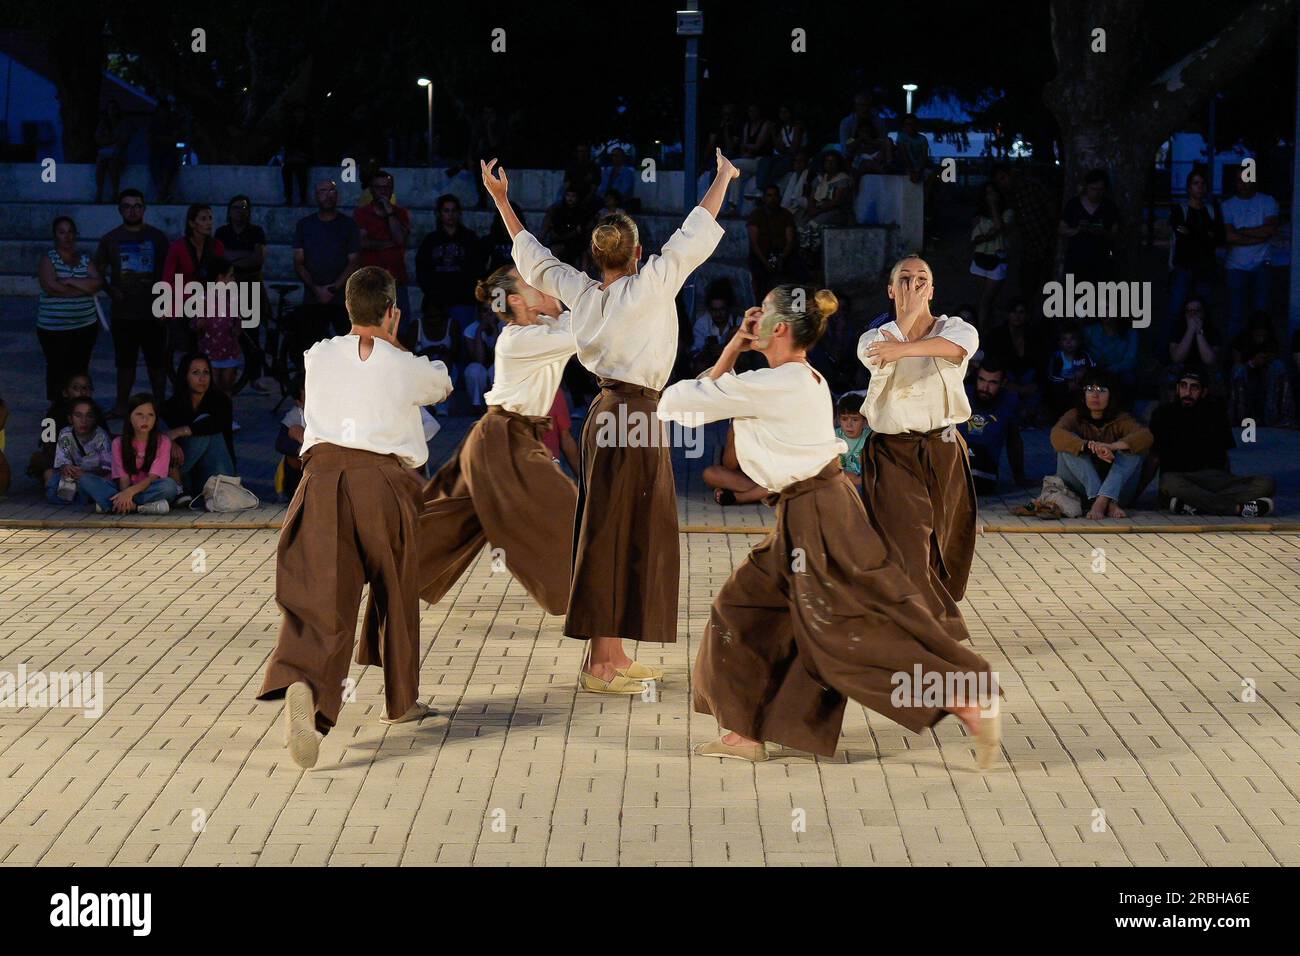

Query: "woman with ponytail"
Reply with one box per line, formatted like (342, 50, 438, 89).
(858, 255, 980, 604)
(480, 150, 734, 695)
(658, 285, 999, 767)
(361, 265, 579, 634)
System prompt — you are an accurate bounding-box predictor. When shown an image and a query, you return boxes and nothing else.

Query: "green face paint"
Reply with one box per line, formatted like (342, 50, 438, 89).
(754, 310, 782, 348)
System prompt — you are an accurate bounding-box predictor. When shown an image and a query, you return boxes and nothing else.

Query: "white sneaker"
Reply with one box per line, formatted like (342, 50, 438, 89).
(137, 500, 170, 515)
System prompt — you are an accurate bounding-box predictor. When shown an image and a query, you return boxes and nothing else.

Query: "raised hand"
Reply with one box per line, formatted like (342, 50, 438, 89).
(480, 159, 510, 202)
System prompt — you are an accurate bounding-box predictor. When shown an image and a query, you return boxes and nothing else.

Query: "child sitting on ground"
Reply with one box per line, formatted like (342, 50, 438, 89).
(275, 375, 306, 499)
(47, 397, 114, 506)
(835, 393, 871, 488)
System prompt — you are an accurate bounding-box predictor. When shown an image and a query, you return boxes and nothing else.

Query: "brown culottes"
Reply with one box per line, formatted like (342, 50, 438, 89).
(862, 428, 978, 603)
(258, 443, 425, 733)
(694, 462, 992, 757)
(371, 405, 577, 619)
(565, 379, 680, 643)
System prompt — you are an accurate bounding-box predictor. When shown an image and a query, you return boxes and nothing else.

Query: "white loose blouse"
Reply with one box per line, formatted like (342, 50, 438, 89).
(658, 361, 847, 493)
(302, 335, 454, 468)
(857, 315, 979, 435)
(511, 206, 725, 391)
(482, 312, 578, 417)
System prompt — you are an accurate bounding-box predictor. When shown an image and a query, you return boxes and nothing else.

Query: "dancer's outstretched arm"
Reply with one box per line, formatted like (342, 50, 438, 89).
(481, 159, 525, 238)
(699, 148, 739, 220)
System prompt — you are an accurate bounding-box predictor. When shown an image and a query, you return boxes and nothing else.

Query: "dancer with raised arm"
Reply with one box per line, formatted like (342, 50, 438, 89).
(481, 151, 734, 694)
(858, 255, 979, 603)
(658, 286, 999, 766)
(360, 265, 579, 634)
(258, 266, 453, 770)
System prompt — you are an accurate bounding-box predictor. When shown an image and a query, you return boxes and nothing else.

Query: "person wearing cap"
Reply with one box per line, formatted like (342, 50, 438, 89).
(1150, 368, 1275, 518)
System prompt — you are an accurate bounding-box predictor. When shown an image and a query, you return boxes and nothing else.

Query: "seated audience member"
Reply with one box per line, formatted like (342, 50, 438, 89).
(778, 150, 812, 222)
(800, 150, 854, 251)
(46, 396, 114, 506)
(541, 388, 581, 476)
(162, 353, 237, 496)
(275, 375, 306, 500)
(462, 305, 500, 414)
(1151, 369, 1274, 517)
(747, 184, 801, 301)
(835, 393, 870, 489)
(1229, 311, 1295, 428)
(1051, 369, 1152, 519)
(1166, 295, 1221, 396)
(983, 298, 1050, 425)
(1083, 314, 1139, 388)
(959, 356, 1026, 495)
(540, 188, 588, 267)
(704, 424, 767, 506)
(100, 393, 182, 514)
(27, 371, 106, 487)
(191, 257, 243, 398)
(1046, 322, 1094, 418)
(597, 147, 636, 204)
(691, 290, 742, 376)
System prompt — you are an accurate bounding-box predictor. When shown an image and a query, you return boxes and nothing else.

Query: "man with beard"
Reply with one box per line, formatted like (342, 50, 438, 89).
(1151, 369, 1275, 517)
(958, 355, 1026, 495)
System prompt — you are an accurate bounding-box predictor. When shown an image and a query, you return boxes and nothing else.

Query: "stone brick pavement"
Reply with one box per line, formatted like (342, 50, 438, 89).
(1, 525, 1298, 866)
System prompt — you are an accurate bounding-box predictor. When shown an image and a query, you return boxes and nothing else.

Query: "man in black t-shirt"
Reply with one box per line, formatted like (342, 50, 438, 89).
(215, 195, 271, 388)
(1060, 169, 1121, 282)
(1151, 369, 1274, 516)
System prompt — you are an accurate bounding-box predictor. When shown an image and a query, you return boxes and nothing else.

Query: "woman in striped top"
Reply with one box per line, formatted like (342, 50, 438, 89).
(36, 217, 102, 400)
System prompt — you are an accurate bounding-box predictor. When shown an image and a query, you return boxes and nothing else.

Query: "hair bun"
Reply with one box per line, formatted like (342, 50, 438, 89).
(474, 278, 491, 304)
(812, 288, 839, 319)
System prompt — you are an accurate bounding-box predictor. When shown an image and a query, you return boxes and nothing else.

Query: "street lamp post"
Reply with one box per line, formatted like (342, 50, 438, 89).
(678, 3, 703, 317)
(902, 83, 918, 115)
(417, 78, 433, 166)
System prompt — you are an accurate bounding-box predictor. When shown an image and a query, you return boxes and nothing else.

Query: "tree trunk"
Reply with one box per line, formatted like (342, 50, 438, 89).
(48, 15, 107, 163)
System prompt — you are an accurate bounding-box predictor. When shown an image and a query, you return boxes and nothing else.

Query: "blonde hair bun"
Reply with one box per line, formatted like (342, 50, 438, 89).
(812, 288, 839, 319)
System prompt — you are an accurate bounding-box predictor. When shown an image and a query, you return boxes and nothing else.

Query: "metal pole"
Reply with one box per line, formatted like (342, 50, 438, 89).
(427, 83, 434, 166)
(683, 1, 701, 318)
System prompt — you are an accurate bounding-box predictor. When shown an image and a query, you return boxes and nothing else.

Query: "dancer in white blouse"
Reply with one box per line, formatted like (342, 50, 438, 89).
(658, 285, 999, 765)
(859, 255, 980, 605)
(481, 152, 735, 694)
(361, 265, 579, 636)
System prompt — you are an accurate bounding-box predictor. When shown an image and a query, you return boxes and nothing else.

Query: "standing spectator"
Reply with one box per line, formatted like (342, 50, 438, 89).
(96, 188, 170, 415)
(1220, 164, 1279, 340)
(1046, 322, 1094, 418)
(214, 194, 271, 390)
(992, 164, 1057, 316)
(461, 306, 500, 413)
(45, 397, 113, 507)
(353, 170, 414, 347)
(839, 91, 890, 174)
(598, 147, 637, 204)
(835, 393, 870, 490)
(541, 188, 589, 267)
(747, 184, 800, 301)
(148, 101, 180, 203)
(102, 393, 181, 514)
(416, 194, 480, 338)
(162, 204, 227, 364)
(1084, 313, 1139, 389)
(293, 180, 361, 344)
(1166, 295, 1222, 389)
(1051, 369, 1152, 519)
(1060, 169, 1121, 282)
(190, 258, 243, 397)
(983, 299, 1050, 424)
(1152, 368, 1274, 517)
(93, 100, 129, 204)
(162, 354, 236, 496)
(959, 357, 1026, 495)
(969, 183, 1014, 330)
(36, 216, 102, 402)
(737, 103, 775, 191)
(800, 150, 853, 252)
(540, 389, 581, 475)
(281, 104, 313, 206)
(1229, 311, 1295, 428)
(1167, 166, 1223, 326)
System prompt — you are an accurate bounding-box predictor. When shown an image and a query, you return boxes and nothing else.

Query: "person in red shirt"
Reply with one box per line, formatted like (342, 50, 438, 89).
(162, 204, 226, 362)
(540, 388, 580, 475)
(353, 170, 414, 347)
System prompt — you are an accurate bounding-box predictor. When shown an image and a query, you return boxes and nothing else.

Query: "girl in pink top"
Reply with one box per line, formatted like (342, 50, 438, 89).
(106, 394, 181, 514)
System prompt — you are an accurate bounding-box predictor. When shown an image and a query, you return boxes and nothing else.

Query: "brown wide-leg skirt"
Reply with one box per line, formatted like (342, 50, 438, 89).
(694, 461, 992, 757)
(861, 428, 977, 603)
(565, 378, 679, 643)
(257, 443, 425, 734)
(365, 405, 577, 620)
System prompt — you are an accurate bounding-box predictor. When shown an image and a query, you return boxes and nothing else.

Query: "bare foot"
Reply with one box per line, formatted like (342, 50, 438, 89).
(1087, 497, 1110, 520)
(1106, 500, 1127, 519)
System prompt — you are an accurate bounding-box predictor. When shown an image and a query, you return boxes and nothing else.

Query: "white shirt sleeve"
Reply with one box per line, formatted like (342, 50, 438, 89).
(857, 327, 898, 379)
(500, 318, 578, 363)
(512, 230, 594, 308)
(641, 206, 726, 295)
(935, 316, 979, 366)
(658, 371, 760, 427)
(410, 355, 454, 406)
